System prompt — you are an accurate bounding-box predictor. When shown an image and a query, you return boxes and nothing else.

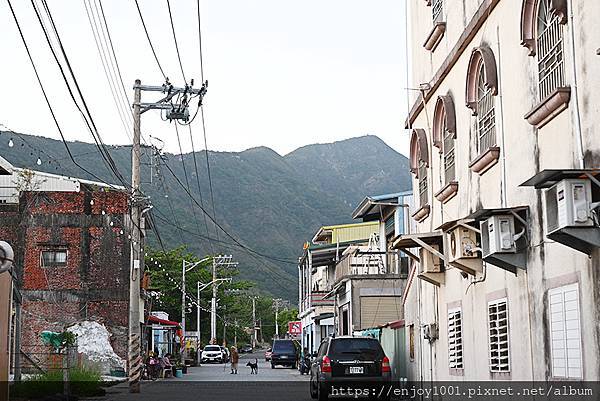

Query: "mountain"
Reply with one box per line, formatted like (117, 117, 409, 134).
(0, 132, 411, 300)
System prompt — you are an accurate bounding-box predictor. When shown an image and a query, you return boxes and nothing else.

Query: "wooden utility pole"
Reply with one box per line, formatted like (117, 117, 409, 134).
(128, 79, 143, 393)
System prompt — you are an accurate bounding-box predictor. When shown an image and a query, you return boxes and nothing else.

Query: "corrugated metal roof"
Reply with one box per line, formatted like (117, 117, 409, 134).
(312, 221, 379, 244)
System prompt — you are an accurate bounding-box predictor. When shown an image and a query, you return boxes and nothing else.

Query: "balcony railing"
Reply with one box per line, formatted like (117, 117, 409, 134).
(301, 291, 334, 312)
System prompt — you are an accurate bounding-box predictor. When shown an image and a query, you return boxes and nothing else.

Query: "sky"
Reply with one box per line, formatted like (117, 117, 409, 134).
(0, 0, 410, 157)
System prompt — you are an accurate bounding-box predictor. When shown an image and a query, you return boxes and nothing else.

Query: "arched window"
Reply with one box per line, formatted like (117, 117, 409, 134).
(409, 129, 429, 210)
(433, 95, 456, 186)
(476, 63, 496, 153)
(536, 0, 565, 101)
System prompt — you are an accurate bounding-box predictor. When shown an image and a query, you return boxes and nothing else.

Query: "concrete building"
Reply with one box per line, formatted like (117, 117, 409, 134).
(0, 158, 132, 370)
(397, 0, 600, 381)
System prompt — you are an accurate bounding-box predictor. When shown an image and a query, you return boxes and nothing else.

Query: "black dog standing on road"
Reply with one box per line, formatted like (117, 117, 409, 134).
(246, 358, 259, 374)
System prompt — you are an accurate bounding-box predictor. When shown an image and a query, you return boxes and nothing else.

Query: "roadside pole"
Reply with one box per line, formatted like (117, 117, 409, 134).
(128, 79, 143, 393)
(210, 257, 217, 341)
(196, 281, 201, 364)
(181, 260, 187, 364)
(251, 297, 257, 349)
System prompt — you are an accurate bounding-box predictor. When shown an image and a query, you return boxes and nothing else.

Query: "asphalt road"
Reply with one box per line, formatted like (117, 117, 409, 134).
(95, 351, 312, 401)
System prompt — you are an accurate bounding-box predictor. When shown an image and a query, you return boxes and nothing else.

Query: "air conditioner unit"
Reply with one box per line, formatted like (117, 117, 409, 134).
(448, 226, 478, 263)
(422, 323, 438, 341)
(419, 245, 442, 273)
(545, 179, 593, 235)
(481, 215, 517, 258)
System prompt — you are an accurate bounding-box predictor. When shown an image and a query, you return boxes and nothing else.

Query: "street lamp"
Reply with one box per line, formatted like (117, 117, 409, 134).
(181, 257, 211, 365)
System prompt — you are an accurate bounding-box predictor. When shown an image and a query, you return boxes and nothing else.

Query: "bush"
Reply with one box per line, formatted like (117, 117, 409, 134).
(11, 367, 105, 399)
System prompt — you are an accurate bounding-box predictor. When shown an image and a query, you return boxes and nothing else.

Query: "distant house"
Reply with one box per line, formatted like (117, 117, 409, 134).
(0, 157, 133, 371)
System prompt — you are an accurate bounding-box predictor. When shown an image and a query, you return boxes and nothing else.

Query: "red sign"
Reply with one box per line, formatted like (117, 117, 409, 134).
(288, 321, 302, 335)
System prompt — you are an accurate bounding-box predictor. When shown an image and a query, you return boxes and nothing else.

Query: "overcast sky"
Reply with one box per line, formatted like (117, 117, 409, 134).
(1, 0, 409, 157)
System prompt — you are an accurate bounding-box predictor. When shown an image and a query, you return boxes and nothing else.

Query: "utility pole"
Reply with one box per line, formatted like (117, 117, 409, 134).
(181, 259, 208, 365)
(127, 78, 207, 392)
(210, 256, 237, 341)
(196, 281, 201, 363)
(251, 296, 257, 349)
(128, 80, 143, 394)
(234, 318, 238, 347)
(273, 298, 282, 339)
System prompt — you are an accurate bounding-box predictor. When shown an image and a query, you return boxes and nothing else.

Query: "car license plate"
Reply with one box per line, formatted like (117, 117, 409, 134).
(281, 355, 288, 359)
(349, 366, 363, 374)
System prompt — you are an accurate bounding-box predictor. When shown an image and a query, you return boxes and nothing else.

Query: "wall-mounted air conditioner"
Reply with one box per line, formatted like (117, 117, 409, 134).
(419, 245, 442, 273)
(545, 179, 593, 235)
(448, 226, 478, 263)
(481, 215, 517, 258)
(422, 323, 439, 341)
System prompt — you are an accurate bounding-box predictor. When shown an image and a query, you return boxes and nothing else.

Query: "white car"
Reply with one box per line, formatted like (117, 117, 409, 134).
(201, 345, 224, 363)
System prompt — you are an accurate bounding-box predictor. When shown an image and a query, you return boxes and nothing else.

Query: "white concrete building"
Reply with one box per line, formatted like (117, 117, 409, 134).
(397, 0, 600, 381)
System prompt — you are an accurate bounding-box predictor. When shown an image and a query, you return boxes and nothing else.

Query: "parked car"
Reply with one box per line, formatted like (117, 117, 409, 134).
(239, 344, 253, 353)
(265, 347, 273, 361)
(201, 345, 223, 363)
(220, 346, 230, 363)
(309, 336, 391, 401)
(270, 339, 300, 369)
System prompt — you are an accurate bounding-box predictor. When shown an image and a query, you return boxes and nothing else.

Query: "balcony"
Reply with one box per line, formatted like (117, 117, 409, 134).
(300, 291, 334, 313)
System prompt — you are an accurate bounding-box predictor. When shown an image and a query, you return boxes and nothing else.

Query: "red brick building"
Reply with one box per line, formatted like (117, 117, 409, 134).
(0, 164, 131, 364)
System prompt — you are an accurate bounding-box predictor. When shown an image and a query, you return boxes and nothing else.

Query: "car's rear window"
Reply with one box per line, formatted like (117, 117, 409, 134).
(273, 341, 295, 353)
(329, 338, 383, 360)
(204, 346, 221, 352)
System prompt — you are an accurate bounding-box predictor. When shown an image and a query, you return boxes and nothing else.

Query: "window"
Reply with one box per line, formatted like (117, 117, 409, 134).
(418, 160, 428, 208)
(442, 118, 455, 184)
(476, 63, 496, 153)
(536, 0, 565, 101)
(40, 249, 67, 268)
(448, 308, 463, 369)
(548, 284, 582, 379)
(384, 215, 395, 237)
(488, 298, 510, 372)
(409, 324, 415, 361)
(431, 0, 443, 23)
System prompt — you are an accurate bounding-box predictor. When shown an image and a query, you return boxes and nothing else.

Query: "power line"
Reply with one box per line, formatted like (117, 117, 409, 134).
(196, 0, 205, 83)
(166, 0, 187, 84)
(133, 0, 166, 80)
(6, 0, 120, 189)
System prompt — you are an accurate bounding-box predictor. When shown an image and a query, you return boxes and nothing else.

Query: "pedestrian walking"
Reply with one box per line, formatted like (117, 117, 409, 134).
(230, 346, 239, 374)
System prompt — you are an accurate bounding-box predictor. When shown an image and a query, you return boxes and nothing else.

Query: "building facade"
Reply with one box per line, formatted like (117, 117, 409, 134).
(398, 0, 600, 381)
(0, 161, 132, 369)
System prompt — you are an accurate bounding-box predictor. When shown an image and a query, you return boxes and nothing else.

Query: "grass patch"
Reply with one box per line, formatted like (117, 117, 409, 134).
(11, 368, 105, 399)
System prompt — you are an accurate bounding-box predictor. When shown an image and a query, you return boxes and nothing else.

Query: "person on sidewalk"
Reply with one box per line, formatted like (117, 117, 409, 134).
(230, 346, 239, 374)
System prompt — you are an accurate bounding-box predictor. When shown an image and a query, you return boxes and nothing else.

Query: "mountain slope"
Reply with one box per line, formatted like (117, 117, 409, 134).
(0, 132, 411, 299)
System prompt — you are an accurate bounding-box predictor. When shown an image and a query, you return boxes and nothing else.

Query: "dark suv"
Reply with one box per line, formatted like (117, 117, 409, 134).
(310, 336, 391, 401)
(270, 339, 300, 368)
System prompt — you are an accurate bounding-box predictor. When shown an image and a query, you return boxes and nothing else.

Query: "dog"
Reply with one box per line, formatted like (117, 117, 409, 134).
(246, 358, 259, 374)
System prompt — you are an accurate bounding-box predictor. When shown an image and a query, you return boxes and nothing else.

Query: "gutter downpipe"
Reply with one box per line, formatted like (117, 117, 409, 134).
(496, 26, 508, 208)
(567, 0, 585, 168)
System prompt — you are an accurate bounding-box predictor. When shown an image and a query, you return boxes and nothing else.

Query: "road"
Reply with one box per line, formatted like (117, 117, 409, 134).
(95, 351, 311, 401)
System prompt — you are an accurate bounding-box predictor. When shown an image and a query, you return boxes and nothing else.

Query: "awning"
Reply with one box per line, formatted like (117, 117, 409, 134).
(466, 206, 529, 222)
(148, 315, 181, 327)
(313, 312, 334, 322)
(436, 218, 478, 233)
(520, 169, 600, 189)
(392, 231, 444, 262)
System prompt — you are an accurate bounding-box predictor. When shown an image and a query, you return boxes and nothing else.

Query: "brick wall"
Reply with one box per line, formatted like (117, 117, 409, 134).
(0, 186, 131, 361)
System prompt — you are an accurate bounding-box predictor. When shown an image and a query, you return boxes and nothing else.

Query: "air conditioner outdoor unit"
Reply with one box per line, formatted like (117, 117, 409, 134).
(481, 215, 517, 258)
(422, 323, 439, 341)
(545, 179, 593, 235)
(448, 226, 478, 263)
(419, 245, 442, 273)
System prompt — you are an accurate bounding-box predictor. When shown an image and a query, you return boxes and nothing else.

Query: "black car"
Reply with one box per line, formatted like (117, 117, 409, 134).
(310, 336, 391, 401)
(270, 339, 300, 369)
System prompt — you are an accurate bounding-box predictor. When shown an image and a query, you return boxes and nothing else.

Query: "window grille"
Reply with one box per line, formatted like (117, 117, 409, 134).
(448, 308, 463, 369)
(549, 284, 582, 378)
(41, 249, 68, 268)
(442, 119, 455, 184)
(432, 0, 444, 23)
(537, 0, 565, 101)
(488, 298, 510, 372)
(418, 160, 428, 207)
(476, 64, 496, 153)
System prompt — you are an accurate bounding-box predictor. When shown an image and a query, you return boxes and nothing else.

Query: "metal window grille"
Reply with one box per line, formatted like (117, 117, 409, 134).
(549, 284, 582, 379)
(488, 299, 510, 372)
(537, 0, 565, 101)
(442, 120, 455, 184)
(476, 64, 496, 153)
(418, 161, 428, 207)
(448, 308, 463, 369)
(432, 0, 444, 23)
